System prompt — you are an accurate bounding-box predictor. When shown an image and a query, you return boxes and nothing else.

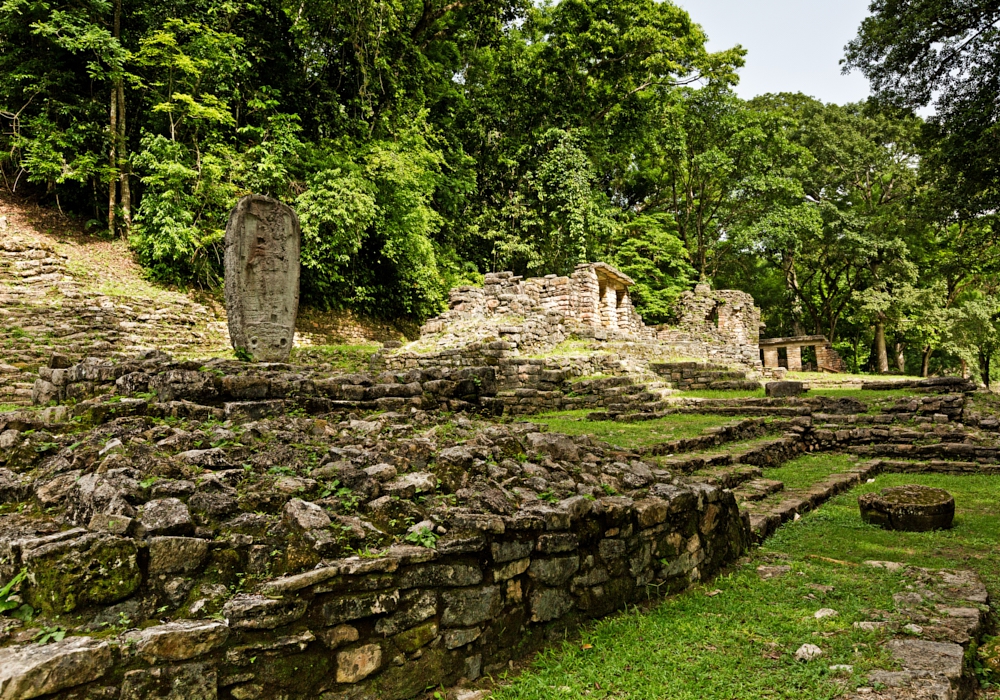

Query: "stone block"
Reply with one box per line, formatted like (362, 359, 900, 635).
(120, 663, 217, 700)
(148, 536, 209, 574)
(140, 498, 194, 537)
(441, 586, 502, 627)
(125, 620, 229, 662)
(765, 381, 806, 398)
(336, 644, 382, 683)
(0, 636, 111, 700)
(224, 195, 301, 362)
(530, 588, 574, 622)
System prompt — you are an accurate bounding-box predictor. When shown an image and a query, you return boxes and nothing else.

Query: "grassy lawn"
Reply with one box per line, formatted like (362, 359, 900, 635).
(761, 453, 859, 492)
(676, 389, 766, 399)
(491, 471, 1000, 699)
(810, 388, 919, 400)
(528, 411, 752, 449)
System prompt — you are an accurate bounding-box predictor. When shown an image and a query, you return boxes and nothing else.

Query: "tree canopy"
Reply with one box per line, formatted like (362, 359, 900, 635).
(2, 0, 999, 383)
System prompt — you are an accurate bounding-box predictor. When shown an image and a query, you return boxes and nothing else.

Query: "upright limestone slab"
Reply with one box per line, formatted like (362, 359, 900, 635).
(224, 195, 300, 361)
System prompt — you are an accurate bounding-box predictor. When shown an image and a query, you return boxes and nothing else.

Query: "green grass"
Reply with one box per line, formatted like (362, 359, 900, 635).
(773, 471, 1000, 595)
(810, 388, 918, 400)
(527, 338, 602, 359)
(761, 453, 858, 492)
(290, 343, 380, 372)
(0, 402, 23, 413)
(676, 389, 766, 399)
(492, 472, 1000, 699)
(529, 411, 752, 449)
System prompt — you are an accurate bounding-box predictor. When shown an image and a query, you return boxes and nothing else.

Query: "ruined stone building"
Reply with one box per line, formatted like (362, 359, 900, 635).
(384, 262, 768, 382)
(422, 262, 653, 341)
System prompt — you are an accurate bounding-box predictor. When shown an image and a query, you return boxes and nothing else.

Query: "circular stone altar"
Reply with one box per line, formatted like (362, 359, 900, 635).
(858, 485, 955, 532)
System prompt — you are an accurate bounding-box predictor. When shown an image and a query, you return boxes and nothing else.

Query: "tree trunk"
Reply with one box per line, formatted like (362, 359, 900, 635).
(961, 359, 969, 379)
(894, 341, 906, 374)
(117, 79, 130, 232)
(108, 87, 117, 233)
(921, 345, 933, 377)
(107, 0, 128, 237)
(874, 320, 889, 374)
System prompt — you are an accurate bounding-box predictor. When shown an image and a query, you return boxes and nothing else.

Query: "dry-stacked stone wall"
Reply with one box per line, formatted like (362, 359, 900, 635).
(30, 352, 503, 418)
(0, 352, 750, 700)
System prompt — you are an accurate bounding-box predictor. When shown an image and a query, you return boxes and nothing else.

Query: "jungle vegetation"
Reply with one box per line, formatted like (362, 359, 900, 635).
(1, 0, 999, 381)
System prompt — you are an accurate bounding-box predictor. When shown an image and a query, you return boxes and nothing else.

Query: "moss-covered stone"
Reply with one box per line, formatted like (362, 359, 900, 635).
(24, 533, 141, 614)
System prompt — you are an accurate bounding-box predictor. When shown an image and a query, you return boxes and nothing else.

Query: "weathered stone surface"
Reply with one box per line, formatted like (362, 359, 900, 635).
(794, 643, 823, 661)
(441, 586, 502, 626)
(530, 587, 574, 622)
(222, 594, 308, 629)
(526, 432, 579, 461)
(319, 624, 360, 650)
(120, 662, 217, 700)
(23, 533, 141, 614)
(0, 636, 111, 700)
(859, 485, 955, 531)
(224, 194, 301, 362)
(148, 536, 209, 574)
(765, 381, 806, 398)
(125, 620, 229, 662)
(282, 498, 332, 531)
(887, 639, 964, 682)
(444, 627, 482, 649)
(529, 555, 580, 586)
(323, 591, 400, 625)
(383, 472, 437, 498)
(394, 621, 438, 653)
(336, 643, 382, 683)
(141, 498, 194, 537)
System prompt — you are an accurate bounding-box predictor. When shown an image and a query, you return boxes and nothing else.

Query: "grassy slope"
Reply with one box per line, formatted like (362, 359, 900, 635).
(528, 411, 753, 448)
(491, 464, 1000, 699)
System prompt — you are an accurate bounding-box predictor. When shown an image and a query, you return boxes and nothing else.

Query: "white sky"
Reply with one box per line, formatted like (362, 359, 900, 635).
(677, 0, 874, 105)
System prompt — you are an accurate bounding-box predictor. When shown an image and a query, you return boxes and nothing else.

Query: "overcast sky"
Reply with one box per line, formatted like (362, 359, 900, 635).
(677, 0, 874, 105)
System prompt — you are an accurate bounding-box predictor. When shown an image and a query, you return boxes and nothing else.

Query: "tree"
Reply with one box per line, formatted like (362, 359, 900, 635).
(844, 0, 1000, 215)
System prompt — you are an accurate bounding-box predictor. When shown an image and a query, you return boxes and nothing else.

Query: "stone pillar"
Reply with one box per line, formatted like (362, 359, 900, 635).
(601, 284, 617, 329)
(224, 194, 300, 362)
(762, 348, 779, 368)
(786, 345, 802, 372)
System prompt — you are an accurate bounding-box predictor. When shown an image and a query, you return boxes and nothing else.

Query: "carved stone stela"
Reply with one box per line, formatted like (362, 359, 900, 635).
(224, 195, 300, 361)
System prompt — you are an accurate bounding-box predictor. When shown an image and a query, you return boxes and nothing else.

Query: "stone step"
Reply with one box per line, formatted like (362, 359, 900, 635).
(732, 478, 784, 502)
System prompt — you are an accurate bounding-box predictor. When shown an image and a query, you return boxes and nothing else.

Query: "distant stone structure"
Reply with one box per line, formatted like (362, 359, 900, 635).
(224, 195, 301, 362)
(423, 262, 652, 341)
(759, 334, 847, 373)
(386, 264, 769, 385)
(664, 284, 763, 370)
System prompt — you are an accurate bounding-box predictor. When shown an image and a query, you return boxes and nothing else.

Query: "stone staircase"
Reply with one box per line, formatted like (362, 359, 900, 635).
(0, 220, 229, 406)
(650, 361, 762, 391)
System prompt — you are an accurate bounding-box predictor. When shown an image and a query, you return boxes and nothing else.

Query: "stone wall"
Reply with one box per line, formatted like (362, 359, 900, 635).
(660, 285, 763, 370)
(423, 264, 653, 348)
(30, 353, 503, 416)
(0, 484, 745, 700)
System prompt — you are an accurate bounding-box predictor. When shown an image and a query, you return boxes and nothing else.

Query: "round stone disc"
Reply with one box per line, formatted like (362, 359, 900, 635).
(858, 485, 955, 532)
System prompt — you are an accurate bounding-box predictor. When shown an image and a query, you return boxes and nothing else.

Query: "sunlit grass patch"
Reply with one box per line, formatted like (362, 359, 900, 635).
(761, 453, 859, 492)
(528, 411, 753, 449)
(492, 472, 1000, 699)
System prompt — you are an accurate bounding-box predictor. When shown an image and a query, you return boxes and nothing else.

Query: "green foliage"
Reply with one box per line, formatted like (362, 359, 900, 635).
(611, 213, 694, 324)
(0, 569, 26, 613)
(404, 526, 439, 549)
(34, 625, 67, 645)
(1, 0, 999, 377)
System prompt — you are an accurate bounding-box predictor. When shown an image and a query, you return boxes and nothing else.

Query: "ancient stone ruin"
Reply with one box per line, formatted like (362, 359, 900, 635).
(224, 195, 301, 362)
(859, 484, 956, 531)
(383, 264, 769, 395)
(759, 334, 847, 373)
